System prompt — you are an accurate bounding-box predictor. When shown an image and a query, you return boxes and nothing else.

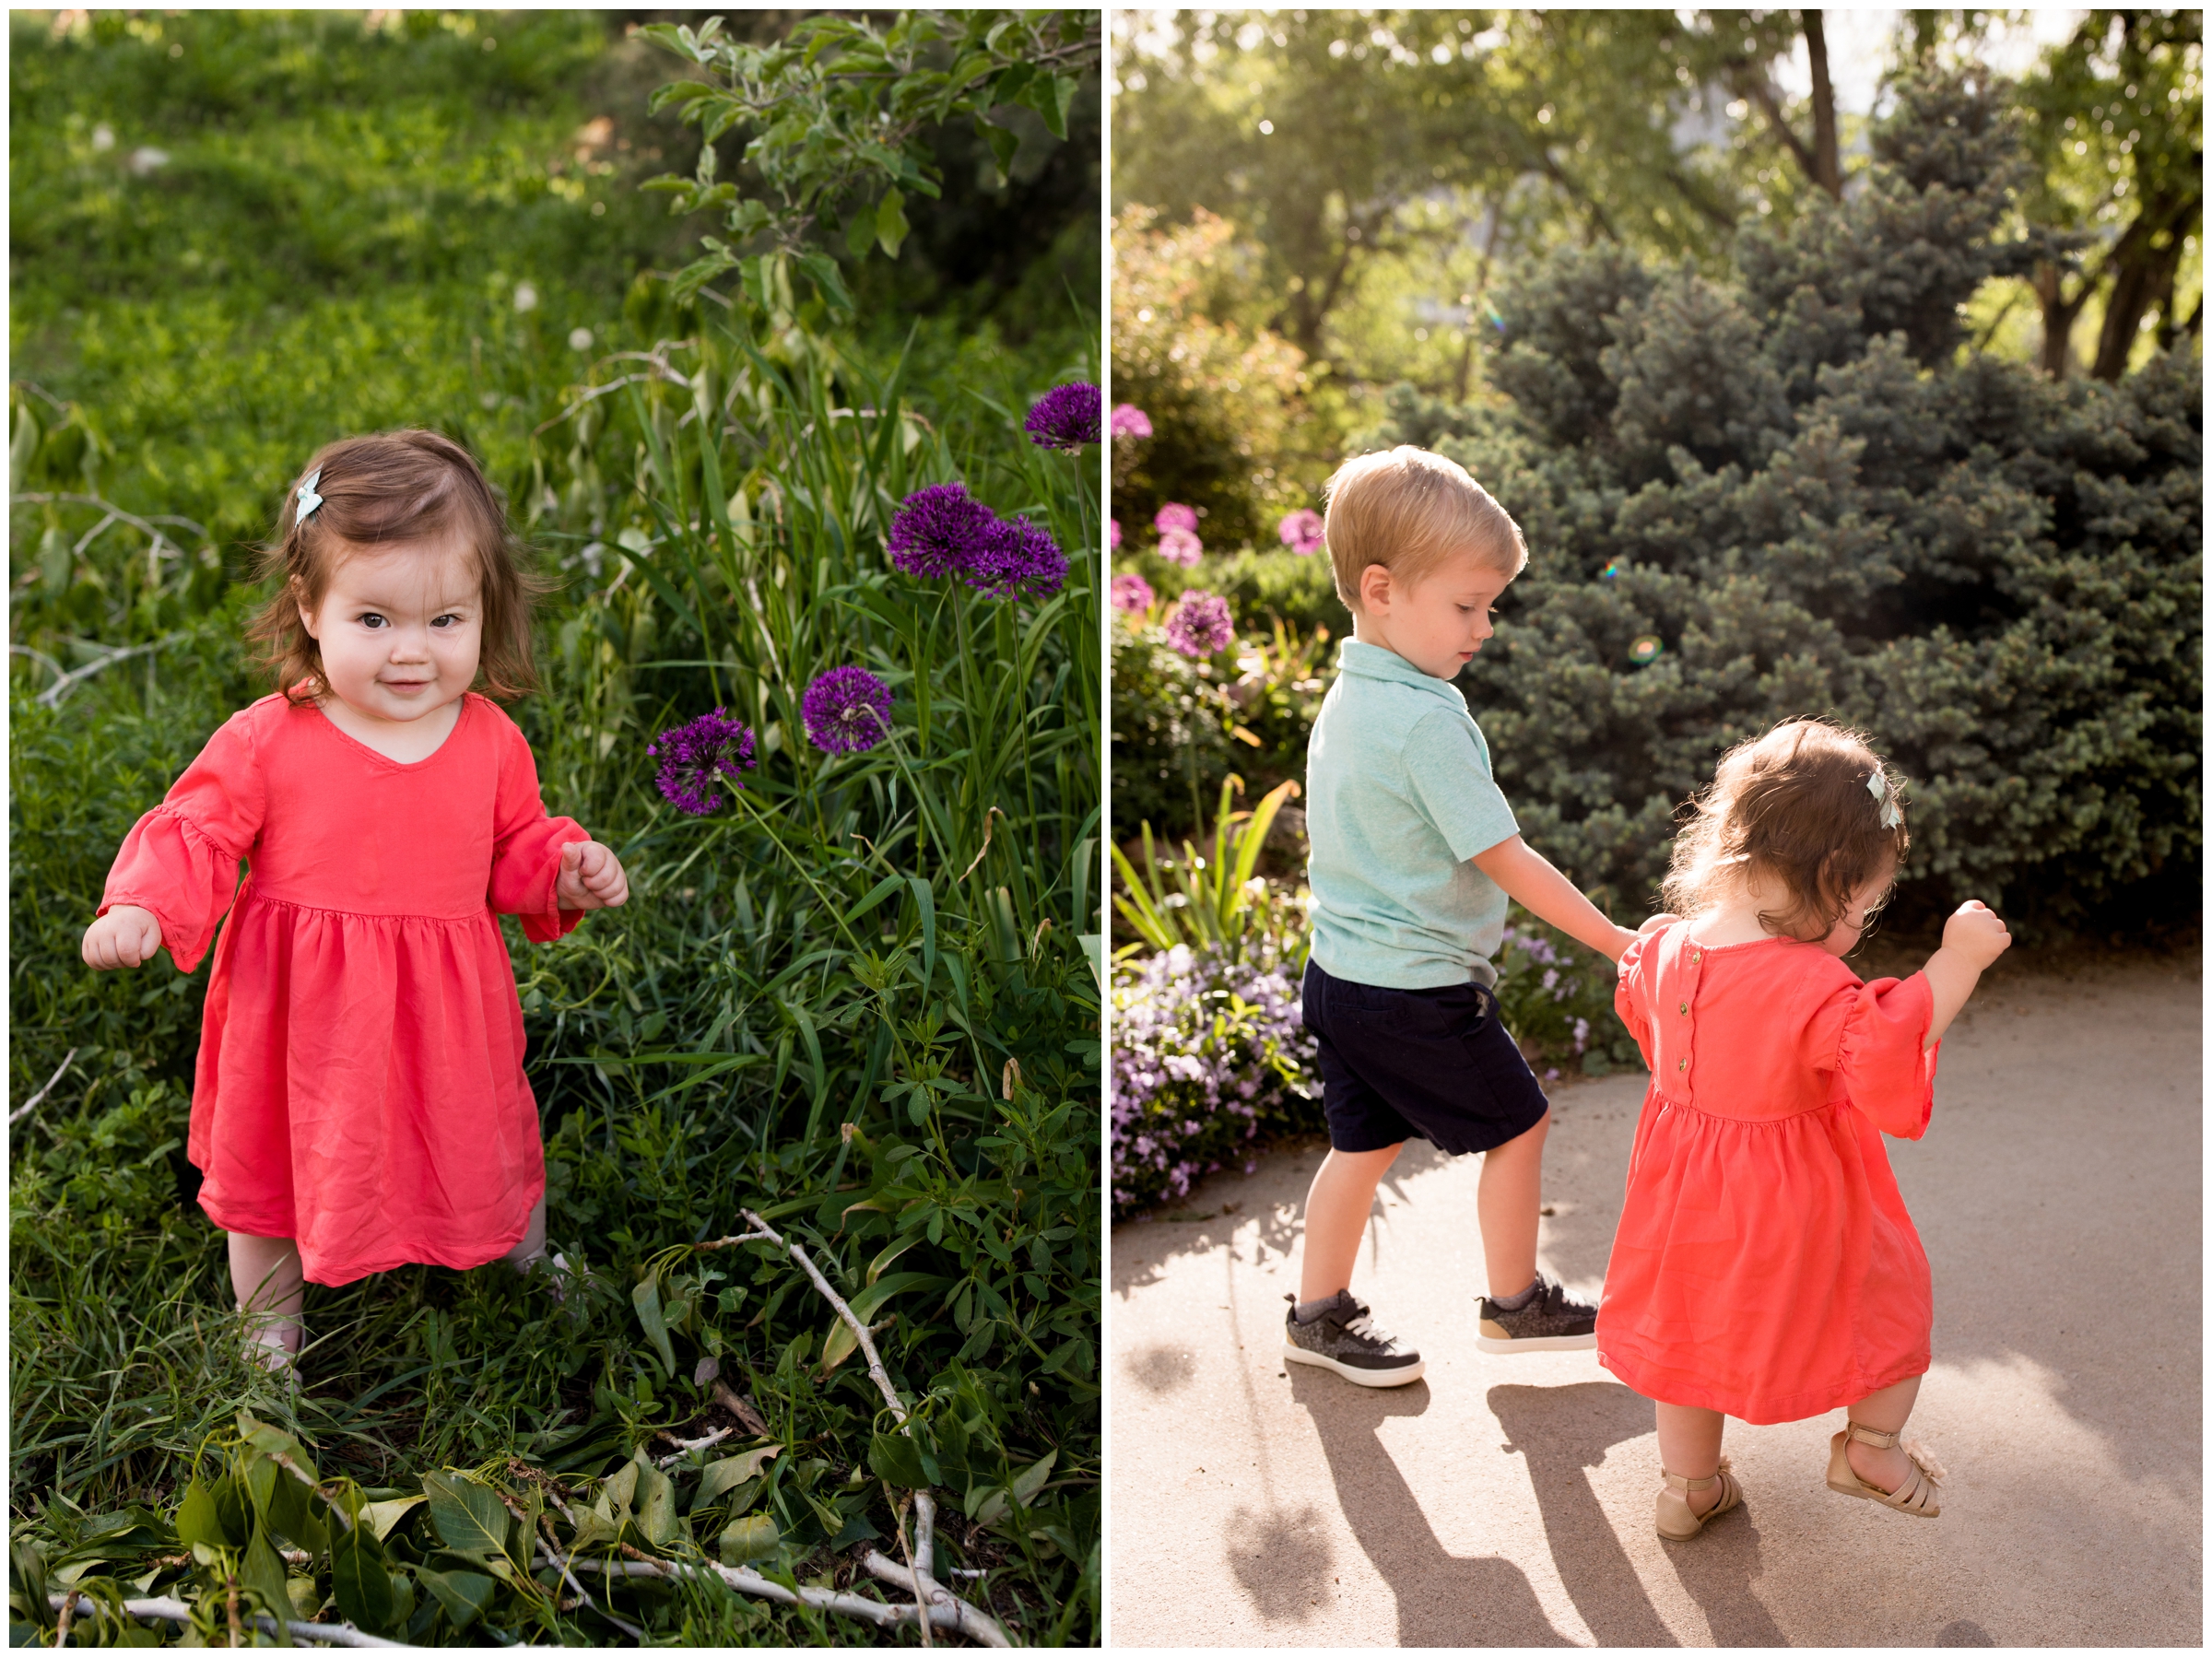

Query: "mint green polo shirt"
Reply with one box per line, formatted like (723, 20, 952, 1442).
(1304, 639, 1520, 989)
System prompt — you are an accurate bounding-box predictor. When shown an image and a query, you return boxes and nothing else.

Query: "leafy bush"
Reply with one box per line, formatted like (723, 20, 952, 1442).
(1380, 70, 2200, 932)
(1108, 610, 1236, 840)
(1495, 911, 1646, 1081)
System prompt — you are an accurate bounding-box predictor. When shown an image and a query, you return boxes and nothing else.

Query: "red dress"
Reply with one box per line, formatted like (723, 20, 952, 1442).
(1595, 922, 1940, 1424)
(99, 692, 585, 1286)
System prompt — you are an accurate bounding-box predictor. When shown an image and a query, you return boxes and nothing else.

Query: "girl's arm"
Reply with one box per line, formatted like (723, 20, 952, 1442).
(1471, 835, 1639, 962)
(1921, 900, 2011, 1049)
(83, 904, 167, 970)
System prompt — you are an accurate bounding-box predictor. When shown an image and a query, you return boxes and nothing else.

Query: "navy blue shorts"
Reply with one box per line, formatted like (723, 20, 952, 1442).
(1301, 958, 1550, 1157)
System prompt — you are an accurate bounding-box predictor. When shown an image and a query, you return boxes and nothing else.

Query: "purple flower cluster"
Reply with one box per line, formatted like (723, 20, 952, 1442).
(1025, 382, 1101, 451)
(800, 664, 892, 755)
(1111, 943, 1320, 1216)
(649, 708, 757, 816)
(1111, 404, 1154, 440)
(1277, 509, 1325, 556)
(1164, 589, 1234, 658)
(1495, 921, 1643, 1075)
(1110, 572, 1156, 613)
(885, 483, 1065, 602)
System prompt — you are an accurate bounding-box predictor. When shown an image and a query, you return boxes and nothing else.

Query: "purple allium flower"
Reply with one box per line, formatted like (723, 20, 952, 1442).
(886, 483, 995, 581)
(1154, 502, 1198, 535)
(966, 514, 1067, 602)
(1024, 382, 1101, 450)
(1111, 572, 1155, 613)
(1277, 509, 1325, 556)
(648, 708, 756, 816)
(800, 665, 892, 755)
(1110, 518, 1123, 551)
(1111, 404, 1154, 440)
(1156, 527, 1203, 568)
(1164, 589, 1234, 658)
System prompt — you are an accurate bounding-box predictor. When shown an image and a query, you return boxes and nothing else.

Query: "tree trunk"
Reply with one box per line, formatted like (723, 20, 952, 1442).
(2091, 188, 2202, 380)
(1804, 12, 1842, 197)
(2033, 261, 2088, 378)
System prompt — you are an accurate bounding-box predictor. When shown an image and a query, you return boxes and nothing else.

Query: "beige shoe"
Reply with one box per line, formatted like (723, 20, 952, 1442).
(1826, 1421, 1941, 1518)
(1654, 1456, 1741, 1540)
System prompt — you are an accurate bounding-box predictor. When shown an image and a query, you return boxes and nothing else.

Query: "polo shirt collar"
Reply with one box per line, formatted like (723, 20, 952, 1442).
(1337, 638, 1465, 706)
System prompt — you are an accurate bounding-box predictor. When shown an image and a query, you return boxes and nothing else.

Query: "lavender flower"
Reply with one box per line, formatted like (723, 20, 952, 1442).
(649, 708, 756, 816)
(1154, 502, 1198, 535)
(1277, 509, 1325, 556)
(1025, 382, 1102, 450)
(1156, 527, 1203, 568)
(1111, 572, 1156, 613)
(1165, 589, 1233, 658)
(800, 665, 892, 755)
(886, 482, 995, 581)
(1111, 404, 1154, 440)
(967, 513, 1067, 602)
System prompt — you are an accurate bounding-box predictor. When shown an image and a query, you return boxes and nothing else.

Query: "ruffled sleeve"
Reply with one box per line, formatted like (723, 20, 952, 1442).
(1813, 972, 1939, 1140)
(100, 710, 266, 973)
(487, 708, 588, 943)
(1613, 928, 1657, 1069)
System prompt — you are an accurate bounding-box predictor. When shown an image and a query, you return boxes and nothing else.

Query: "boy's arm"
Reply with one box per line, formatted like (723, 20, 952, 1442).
(1471, 835, 1639, 962)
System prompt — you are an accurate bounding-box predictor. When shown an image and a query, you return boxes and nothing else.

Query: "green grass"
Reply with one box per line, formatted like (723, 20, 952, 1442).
(12, 11, 1100, 1645)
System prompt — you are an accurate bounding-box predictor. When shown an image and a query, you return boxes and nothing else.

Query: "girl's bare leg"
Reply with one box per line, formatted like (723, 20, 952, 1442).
(228, 1232, 304, 1354)
(1654, 1402, 1729, 1515)
(500, 1189, 549, 1273)
(1843, 1373, 1924, 1493)
(1298, 1145, 1403, 1303)
(1476, 1111, 1549, 1299)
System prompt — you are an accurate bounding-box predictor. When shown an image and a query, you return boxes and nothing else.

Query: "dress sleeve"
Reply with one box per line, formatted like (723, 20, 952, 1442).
(1813, 972, 1939, 1140)
(1613, 929, 1657, 1068)
(488, 712, 589, 943)
(99, 710, 266, 974)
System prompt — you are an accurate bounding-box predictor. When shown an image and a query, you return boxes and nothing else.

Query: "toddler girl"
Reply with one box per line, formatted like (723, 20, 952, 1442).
(81, 429, 629, 1372)
(1598, 719, 2010, 1538)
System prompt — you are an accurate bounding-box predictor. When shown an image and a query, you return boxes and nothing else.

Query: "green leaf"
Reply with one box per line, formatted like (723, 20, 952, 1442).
(795, 252, 854, 311)
(239, 1527, 294, 1645)
(694, 1446, 781, 1510)
(420, 1472, 509, 1563)
(1011, 1449, 1057, 1508)
(875, 189, 911, 259)
(717, 1513, 781, 1564)
(868, 1431, 929, 1489)
(414, 1567, 497, 1633)
(632, 1274, 678, 1377)
(173, 1480, 232, 1551)
(362, 1496, 425, 1544)
(634, 1455, 680, 1548)
(329, 1524, 393, 1635)
(910, 876, 936, 993)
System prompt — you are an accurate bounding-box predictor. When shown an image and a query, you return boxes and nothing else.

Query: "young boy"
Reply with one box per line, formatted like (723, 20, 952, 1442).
(1285, 446, 1639, 1388)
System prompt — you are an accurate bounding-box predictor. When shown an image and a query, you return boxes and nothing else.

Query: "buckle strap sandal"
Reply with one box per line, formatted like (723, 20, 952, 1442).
(1654, 1456, 1741, 1540)
(1825, 1420, 1942, 1518)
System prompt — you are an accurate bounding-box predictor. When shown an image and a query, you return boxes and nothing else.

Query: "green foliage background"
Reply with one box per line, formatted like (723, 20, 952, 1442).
(12, 9, 1101, 1645)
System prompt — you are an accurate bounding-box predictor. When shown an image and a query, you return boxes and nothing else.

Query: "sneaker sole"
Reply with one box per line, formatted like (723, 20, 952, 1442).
(1282, 1340, 1426, 1387)
(1475, 1331, 1598, 1354)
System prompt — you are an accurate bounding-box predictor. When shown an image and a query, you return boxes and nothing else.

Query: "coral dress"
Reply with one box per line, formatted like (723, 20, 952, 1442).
(1594, 922, 1940, 1424)
(99, 691, 585, 1286)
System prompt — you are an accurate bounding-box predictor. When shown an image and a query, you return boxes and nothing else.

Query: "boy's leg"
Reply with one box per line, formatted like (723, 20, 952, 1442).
(1653, 1402, 1728, 1516)
(1298, 1143, 1404, 1303)
(229, 1231, 304, 1355)
(1476, 1110, 1548, 1300)
(1842, 1373, 1923, 1494)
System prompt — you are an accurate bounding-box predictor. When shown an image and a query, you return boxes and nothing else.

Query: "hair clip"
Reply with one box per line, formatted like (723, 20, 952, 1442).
(1867, 769, 1901, 830)
(296, 468, 324, 523)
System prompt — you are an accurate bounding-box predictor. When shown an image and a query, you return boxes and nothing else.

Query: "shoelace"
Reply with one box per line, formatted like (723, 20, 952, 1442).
(1342, 1310, 1397, 1348)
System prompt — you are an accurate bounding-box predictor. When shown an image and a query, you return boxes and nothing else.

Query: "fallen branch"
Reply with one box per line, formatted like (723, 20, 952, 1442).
(9, 1047, 77, 1126)
(565, 1556, 967, 1638)
(19, 632, 192, 709)
(531, 1540, 646, 1642)
(46, 1593, 405, 1648)
(654, 1424, 734, 1466)
(861, 1552, 1010, 1649)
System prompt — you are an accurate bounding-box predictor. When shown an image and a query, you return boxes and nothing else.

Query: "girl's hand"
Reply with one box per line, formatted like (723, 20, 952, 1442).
(1942, 899, 2012, 969)
(83, 905, 165, 970)
(556, 840, 629, 911)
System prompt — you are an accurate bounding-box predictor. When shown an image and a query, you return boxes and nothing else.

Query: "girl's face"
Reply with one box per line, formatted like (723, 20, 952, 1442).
(298, 534, 482, 726)
(1818, 873, 1895, 957)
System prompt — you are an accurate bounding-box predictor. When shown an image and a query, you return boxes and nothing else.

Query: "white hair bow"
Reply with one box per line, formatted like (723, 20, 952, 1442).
(296, 468, 324, 523)
(1867, 768, 1901, 829)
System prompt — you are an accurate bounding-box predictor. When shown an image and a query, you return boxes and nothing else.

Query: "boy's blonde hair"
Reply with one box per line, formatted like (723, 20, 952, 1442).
(1323, 445, 1526, 612)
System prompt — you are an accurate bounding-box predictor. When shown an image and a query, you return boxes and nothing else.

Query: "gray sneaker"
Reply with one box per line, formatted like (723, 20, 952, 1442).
(1281, 1291, 1426, 1387)
(1476, 1273, 1598, 1354)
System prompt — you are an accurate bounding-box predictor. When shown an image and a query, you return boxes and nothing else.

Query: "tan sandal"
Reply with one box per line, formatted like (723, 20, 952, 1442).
(1655, 1455, 1741, 1540)
(1826, 1421, 1941, 1518)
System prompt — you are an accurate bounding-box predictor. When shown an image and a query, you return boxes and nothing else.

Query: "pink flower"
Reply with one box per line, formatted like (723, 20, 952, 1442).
(1154, 502, 1198, 535)
(1156, 527, 1202, 567)
(1109, 517, 1123, 550)
(1111, 404, 1154, 440)
(1277, 509, 1325, 556)
(1111, 572, 1155, 612)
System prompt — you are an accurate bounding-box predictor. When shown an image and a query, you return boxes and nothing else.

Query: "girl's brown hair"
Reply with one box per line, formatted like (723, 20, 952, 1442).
(247, 429, 554, 702)
(1662, 719, 1911, 943)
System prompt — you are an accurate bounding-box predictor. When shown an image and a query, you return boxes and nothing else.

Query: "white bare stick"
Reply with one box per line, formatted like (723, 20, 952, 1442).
(654, 1424, 734, 1466)
(28, 633, 190, 709)
(9, 1047, 77, 1126)
(46, 1593, 403, 1648)
(861, 1553, 1012, 1649)
(736, 1208, 1012, 1648)
(565, 1557, 965, 1636)
(532, 1541, 646, 1641)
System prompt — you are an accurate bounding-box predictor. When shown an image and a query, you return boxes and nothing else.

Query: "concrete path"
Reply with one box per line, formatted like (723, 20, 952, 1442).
(1107, 957, 2201, 1646)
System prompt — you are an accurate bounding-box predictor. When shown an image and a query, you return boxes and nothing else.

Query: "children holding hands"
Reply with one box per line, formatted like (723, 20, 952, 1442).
(82, 430, 628, 1373)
